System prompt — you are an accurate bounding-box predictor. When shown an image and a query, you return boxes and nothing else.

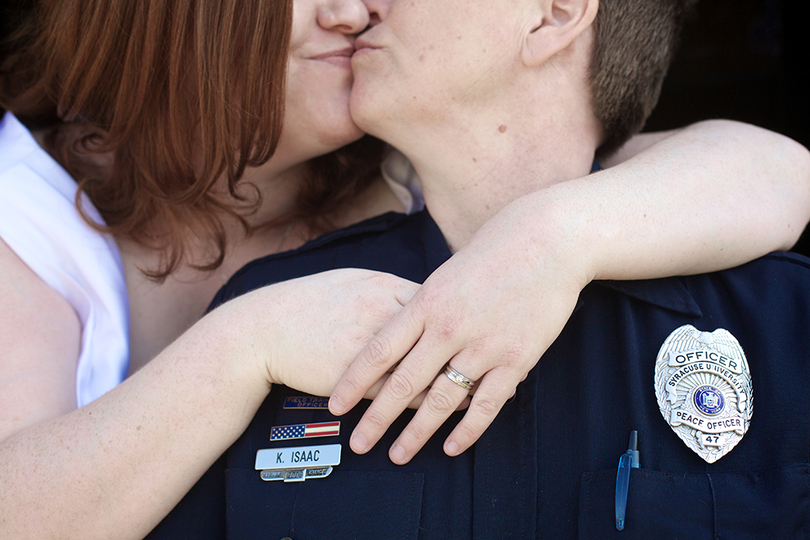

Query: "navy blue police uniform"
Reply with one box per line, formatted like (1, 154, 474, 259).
(147, 209, 810, 540)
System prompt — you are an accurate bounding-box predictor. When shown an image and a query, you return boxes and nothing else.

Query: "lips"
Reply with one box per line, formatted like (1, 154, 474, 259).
(310, 46, 355, 61)
(306, 46, 355, 69)
(353, 37, 381, 54)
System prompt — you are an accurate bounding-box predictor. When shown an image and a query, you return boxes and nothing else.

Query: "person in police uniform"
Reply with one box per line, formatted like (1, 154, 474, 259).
(147, 0, 810, 537)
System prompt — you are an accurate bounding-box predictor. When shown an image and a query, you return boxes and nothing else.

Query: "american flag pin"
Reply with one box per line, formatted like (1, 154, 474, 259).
(270, 421, 340, 441)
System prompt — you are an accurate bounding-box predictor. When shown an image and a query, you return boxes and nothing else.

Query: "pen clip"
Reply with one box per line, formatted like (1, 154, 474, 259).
(615, 430, 639, 531)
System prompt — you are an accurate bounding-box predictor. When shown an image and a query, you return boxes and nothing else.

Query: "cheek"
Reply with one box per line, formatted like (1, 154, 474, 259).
(426, 42, 512, 105)
(289, 61, 354, 113)
(277, 65, 362, 158)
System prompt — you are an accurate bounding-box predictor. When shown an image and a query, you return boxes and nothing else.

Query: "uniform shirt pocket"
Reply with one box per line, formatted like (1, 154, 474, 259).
(225, 468, 424, 540)
(578, 464, 810, 539)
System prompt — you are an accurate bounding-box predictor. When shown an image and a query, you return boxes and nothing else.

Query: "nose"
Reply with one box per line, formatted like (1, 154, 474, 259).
(359, 0, 391, 25)
(318, 0, 370, 34)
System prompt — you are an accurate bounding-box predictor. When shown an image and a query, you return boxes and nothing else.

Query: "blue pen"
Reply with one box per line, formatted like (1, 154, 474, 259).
(615, 430, 640, 531)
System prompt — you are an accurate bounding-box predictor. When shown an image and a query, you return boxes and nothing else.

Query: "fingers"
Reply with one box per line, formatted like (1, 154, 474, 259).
(387, 361, 521, 464)
(363, 373, 444, 410)
(441, 367, 517, 455)
(329, 303, 424, 416)
(342, 314, 529, 462)
(386, 363, 477, 463)
(345, 335, 460, 455)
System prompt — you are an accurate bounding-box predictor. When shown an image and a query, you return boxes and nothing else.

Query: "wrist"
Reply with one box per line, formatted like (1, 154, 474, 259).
(507, 187, 598, 290)
(200, 294, 277, 401)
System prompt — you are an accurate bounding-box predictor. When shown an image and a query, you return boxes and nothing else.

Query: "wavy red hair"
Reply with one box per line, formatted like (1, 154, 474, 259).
(1, 0, 383, 279)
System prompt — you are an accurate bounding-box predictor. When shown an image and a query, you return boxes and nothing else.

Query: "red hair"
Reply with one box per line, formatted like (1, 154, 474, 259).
(1, 0, 383, 279)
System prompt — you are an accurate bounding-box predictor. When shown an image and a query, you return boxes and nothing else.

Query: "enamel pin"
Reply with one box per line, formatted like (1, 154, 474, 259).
(654, 325, 752, 463)
(283, 396, 330, 409)
(256, 443, 341, 482)
(270, 421, 340, 441)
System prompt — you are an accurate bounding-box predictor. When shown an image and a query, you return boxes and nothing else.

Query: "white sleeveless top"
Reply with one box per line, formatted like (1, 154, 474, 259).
(0, 115, 423, 407)
(0, 113, 129, 407)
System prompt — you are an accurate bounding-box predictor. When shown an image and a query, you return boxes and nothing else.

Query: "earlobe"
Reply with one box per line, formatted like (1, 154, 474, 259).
(521, 0, 598, 67)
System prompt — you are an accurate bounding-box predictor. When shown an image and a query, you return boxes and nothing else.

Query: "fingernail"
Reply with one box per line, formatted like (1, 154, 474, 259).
(351, 432, 368, 453)
(329, 394, 345, 414)
(444, 440, 459, 456)
(390, 443, 407, 464)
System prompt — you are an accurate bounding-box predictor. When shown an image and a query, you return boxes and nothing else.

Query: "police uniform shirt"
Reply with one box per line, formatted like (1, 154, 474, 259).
(147, 209, 810, 539)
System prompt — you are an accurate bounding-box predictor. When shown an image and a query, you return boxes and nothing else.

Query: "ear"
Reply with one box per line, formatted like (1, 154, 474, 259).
(521, 0, 598, 67)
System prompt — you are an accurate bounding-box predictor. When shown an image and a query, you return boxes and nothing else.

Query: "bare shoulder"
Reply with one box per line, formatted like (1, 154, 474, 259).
(0, 237, 81, 443)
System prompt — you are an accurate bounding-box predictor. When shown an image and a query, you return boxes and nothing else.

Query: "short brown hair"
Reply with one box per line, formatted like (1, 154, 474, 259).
(590, 0, 692, 157)
(1, 0, 382, 279)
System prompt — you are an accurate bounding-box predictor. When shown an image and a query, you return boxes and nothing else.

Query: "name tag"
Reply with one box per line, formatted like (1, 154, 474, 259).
(255, 444, 341, 482)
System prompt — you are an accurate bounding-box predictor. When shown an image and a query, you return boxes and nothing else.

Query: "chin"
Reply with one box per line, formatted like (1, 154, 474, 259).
(349, 87, 384, 139)
(318, 120, 366, 151)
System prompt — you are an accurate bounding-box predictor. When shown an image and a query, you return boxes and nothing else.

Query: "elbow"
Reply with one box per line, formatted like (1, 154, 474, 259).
(782, 137, 810, 248)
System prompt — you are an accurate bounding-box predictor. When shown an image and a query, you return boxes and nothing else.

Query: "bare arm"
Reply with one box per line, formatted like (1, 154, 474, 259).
(0, 256, 417, 539)
(330, 120, 810, 464)
(0, 239, 80, 444)
(585, 120, 810, 276)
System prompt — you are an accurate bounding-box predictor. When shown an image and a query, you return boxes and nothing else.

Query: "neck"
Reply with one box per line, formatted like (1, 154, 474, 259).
(396, 105, 600, 252)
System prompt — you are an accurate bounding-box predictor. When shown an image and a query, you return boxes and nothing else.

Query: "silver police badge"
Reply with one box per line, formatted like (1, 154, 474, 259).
(654, 325, 752, 463)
